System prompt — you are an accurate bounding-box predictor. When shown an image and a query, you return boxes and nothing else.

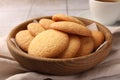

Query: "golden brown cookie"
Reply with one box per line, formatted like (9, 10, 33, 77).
(76, 36, 94, 56)
(39, 18, 54, 29)
(59, 35, 81, 58)
(15, 30, 34, 52)
(52, 14, 85, 26)
(50, 21, 91, 36)
(28, 29, 69, 58)
(27, 23, 45, 36)
(91, 30, 104, 49)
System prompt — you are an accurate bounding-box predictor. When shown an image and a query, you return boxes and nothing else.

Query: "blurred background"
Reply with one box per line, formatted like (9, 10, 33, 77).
(0, 0, 89, 36)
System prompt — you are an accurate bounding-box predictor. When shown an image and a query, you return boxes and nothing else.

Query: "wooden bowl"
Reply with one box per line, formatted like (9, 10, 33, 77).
(7, 16, 112, 75)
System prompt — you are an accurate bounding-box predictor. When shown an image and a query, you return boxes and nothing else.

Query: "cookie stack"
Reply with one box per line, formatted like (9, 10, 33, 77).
(15, 14, 104, 59)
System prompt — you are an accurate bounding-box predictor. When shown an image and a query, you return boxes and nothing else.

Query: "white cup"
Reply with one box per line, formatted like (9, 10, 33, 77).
(89, 0, 120, 25)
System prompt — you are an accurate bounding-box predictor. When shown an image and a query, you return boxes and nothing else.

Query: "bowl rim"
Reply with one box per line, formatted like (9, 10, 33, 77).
(7, 16, 112, 62)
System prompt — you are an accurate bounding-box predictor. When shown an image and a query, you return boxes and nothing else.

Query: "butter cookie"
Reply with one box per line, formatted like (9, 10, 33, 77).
(39, 19, 54, 29)
(52, 14, 85, 26)
(50, 21, 91, 36)
(28, 29, 69, 58)
(27, 23, 45, 36)
(15, 30, 34, 52)
(60, 35, 81, 58)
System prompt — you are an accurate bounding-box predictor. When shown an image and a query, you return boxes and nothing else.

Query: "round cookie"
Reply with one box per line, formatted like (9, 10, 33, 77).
(50, 21, 91, 36)
(28, 29, 69, 58)
(15, 30, 34, 52)
(60, 35, 81, 58)
(52, 14, 85, 26)
(91, 30, 104, 49)
(27, 23, 45, 36)
(39, 18, 54, 29)
(76, 36, 94, 56)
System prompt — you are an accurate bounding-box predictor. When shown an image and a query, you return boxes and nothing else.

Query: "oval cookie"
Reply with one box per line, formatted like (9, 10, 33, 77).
(52, 14, 85, 26)
(15, 30, 34, 52)
(91, 30, 104, 49)
(76, 36, 94, 56)
(50, 21, 91, 36)
(27, 23, 45, 36)
(28, 29, 69, 58)
(60, 35, 81, 58)
(39, 18, 54, 29)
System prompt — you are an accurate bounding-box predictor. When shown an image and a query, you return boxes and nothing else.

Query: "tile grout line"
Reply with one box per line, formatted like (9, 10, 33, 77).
(25, 0, 34, 20)
(66, 0, 69, 15)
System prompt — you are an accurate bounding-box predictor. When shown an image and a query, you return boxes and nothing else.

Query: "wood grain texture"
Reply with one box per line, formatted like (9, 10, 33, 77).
(7, 16, 112, 75)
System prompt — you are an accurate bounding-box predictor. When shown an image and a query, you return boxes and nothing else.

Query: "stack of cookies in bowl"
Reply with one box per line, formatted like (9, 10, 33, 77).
(7, 14, 112, 75)
(15, 14, 104, 59)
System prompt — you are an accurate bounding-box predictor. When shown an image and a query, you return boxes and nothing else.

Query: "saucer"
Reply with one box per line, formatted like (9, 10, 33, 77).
(78, 10, 120, 33)
(79, 10, 120, 26)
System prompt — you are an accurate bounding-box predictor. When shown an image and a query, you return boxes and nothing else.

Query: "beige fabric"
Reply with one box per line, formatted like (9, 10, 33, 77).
(0, 28, 120, 80)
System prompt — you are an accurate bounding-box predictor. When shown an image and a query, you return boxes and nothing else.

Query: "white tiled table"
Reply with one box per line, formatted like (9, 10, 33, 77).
(0, 0, 119, 36)
(0, 0, 88, 36)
